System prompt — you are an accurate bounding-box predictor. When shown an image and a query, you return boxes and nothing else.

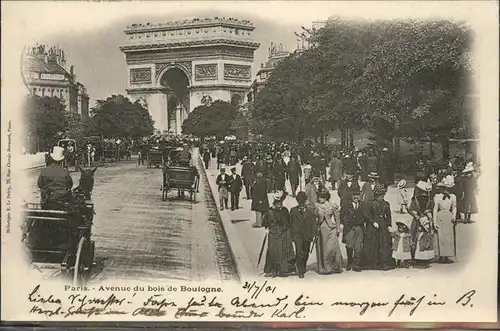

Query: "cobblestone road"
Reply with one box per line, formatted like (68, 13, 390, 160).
(24, 151, 238, 283)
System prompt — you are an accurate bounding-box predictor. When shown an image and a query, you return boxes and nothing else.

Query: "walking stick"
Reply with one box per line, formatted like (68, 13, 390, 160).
(310, 236, 316, 254)
(453, 220, 457, 257)
(257, 232, 268, 268)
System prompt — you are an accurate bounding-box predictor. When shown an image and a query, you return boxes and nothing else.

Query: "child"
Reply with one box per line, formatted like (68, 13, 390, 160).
(397, 179, 409, 214)
(303, 161, 312, 185)
(413, 216, 435, 268)
(391, 221, 412, 268)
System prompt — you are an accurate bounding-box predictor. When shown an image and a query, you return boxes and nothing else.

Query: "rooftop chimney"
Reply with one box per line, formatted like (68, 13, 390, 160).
(70, 65, 74, 76)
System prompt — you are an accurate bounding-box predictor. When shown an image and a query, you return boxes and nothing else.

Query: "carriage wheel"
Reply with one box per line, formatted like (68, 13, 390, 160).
(73, 237, 90, 286)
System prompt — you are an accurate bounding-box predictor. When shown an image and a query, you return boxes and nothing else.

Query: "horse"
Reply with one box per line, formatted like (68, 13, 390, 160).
(73, 166, 97, 201)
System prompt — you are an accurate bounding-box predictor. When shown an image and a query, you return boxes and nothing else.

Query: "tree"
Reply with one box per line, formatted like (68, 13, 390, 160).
(86, 94, 154, 138)
(24, 95, 67, 152)
(182, 100, 237, 139)
(253, 52, 317, 142)
(230, 103, 252, 140)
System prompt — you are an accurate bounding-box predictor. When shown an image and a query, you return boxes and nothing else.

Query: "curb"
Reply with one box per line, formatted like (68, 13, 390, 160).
(197, 153, 255, 283)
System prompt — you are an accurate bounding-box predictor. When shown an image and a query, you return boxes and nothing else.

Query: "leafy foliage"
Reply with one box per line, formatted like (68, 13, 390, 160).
(252, 17, 473, 157)
(182, 100, 237, 138)
(86, 94, 154, 138)
(24, 95, 67, 151)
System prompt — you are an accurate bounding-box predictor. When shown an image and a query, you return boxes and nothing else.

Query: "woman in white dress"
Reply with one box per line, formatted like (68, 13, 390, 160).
(433, 175, 457, 263)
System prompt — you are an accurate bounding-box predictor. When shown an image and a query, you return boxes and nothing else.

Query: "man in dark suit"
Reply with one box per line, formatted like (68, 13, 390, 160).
(338, 173, 361, 207)
(229, 167, 243, 210)
(241, 156, 255, 199)
(289, 191, 316, 278)
(215, 168, 230, 210)
(340, 189, 369, 271)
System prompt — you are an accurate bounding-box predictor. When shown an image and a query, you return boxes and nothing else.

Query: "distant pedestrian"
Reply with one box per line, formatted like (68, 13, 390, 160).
(287, 155, 302, 197)
(360, 172, 379, 204)
(229, 167, 243, 211)
(396, 179, 409, 214)
(338, 173, 361, 207)
(202, 148, 211, 169)
(303, 161, 312, 185)
(251, 172, 269, 228)
(289, 192, 316, 278)
(305, 177, 325, 207)
(329, 153, 342, 190)
(215, 168, 230, 210)
(460, 162, 477, 223)
(241, 156, 255, 199)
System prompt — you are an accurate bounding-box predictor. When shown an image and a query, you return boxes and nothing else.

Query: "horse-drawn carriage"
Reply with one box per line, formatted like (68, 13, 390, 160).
(22, 167, 97, 286)
(161, 148, 200, 201)
(58, 139, 79, 171)
(103, 144, 119, 163)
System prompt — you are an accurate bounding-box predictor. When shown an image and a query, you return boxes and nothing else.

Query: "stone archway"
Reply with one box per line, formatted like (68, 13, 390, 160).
(160, 68, 190, 134)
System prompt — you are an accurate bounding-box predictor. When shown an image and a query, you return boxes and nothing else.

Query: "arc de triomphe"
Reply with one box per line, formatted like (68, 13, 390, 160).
(119, 17, 260, 134)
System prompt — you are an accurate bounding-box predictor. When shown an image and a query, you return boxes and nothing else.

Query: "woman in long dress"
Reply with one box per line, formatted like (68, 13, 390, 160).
(362, 184, 393, 270)
(315, 190, 342, 274)
(262, 191, 295, 277)
(433, 176, 457, 263)
(408, 180, 435, 268)
(460, 163, 478, 223)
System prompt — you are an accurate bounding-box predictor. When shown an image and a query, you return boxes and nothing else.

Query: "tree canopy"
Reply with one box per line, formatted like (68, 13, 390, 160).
(86, 94, 155, 138)
(182, 100, 237, 139)
(252, 18, 473, 157)
(24, 95, 67, 152)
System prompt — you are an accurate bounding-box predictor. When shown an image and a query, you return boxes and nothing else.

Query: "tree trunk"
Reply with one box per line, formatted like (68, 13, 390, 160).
(348, 129, 354, 148)
(340, 128, 346, 148)
(440, 136, 450, 160)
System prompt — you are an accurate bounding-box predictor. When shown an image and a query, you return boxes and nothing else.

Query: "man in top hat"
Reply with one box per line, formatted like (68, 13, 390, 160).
(340, 189, 369, 271)
(360, 172, 380, 203)
(289, 191, 316, 278)
(37, 146, 73, 210)
(229, 167, 243, 211)
(216, 168, 230, 210)
(241, 156, 255, 199)
(287, 154, 302, 198)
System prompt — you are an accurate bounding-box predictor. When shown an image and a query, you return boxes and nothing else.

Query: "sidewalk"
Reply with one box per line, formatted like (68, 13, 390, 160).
(21, 152, 46, 170)
(201, 157, 476, 282)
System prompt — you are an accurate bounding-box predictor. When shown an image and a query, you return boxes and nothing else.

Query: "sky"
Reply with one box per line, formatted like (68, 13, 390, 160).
(3, 1, 497, 109)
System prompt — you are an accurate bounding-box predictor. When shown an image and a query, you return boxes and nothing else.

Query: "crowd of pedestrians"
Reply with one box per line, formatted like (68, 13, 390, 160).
(201, 138, 479, 278)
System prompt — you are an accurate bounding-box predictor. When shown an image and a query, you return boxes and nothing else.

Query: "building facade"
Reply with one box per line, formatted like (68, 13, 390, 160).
(119, 17, 260, 134)
(247, 42, 289, 104)
(22, 45, 90, 120)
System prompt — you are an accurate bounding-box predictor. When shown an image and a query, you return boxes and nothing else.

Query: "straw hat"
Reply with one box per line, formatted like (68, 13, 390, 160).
(462, 162, 474, 173)
(440, 175, 455, 188)
(416, 180, 432, 192)
(50, 146, 65, 161)
(397, 179, 407, 188)
(368, 172, 380, 179)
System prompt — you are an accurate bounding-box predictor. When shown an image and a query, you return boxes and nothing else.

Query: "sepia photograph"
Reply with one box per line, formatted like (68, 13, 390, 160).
(1, 0, 498, 324)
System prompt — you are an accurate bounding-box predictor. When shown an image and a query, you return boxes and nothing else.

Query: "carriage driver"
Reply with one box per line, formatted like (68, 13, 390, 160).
(38, 146, 73, 210)
(179, 143, 192, 166)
